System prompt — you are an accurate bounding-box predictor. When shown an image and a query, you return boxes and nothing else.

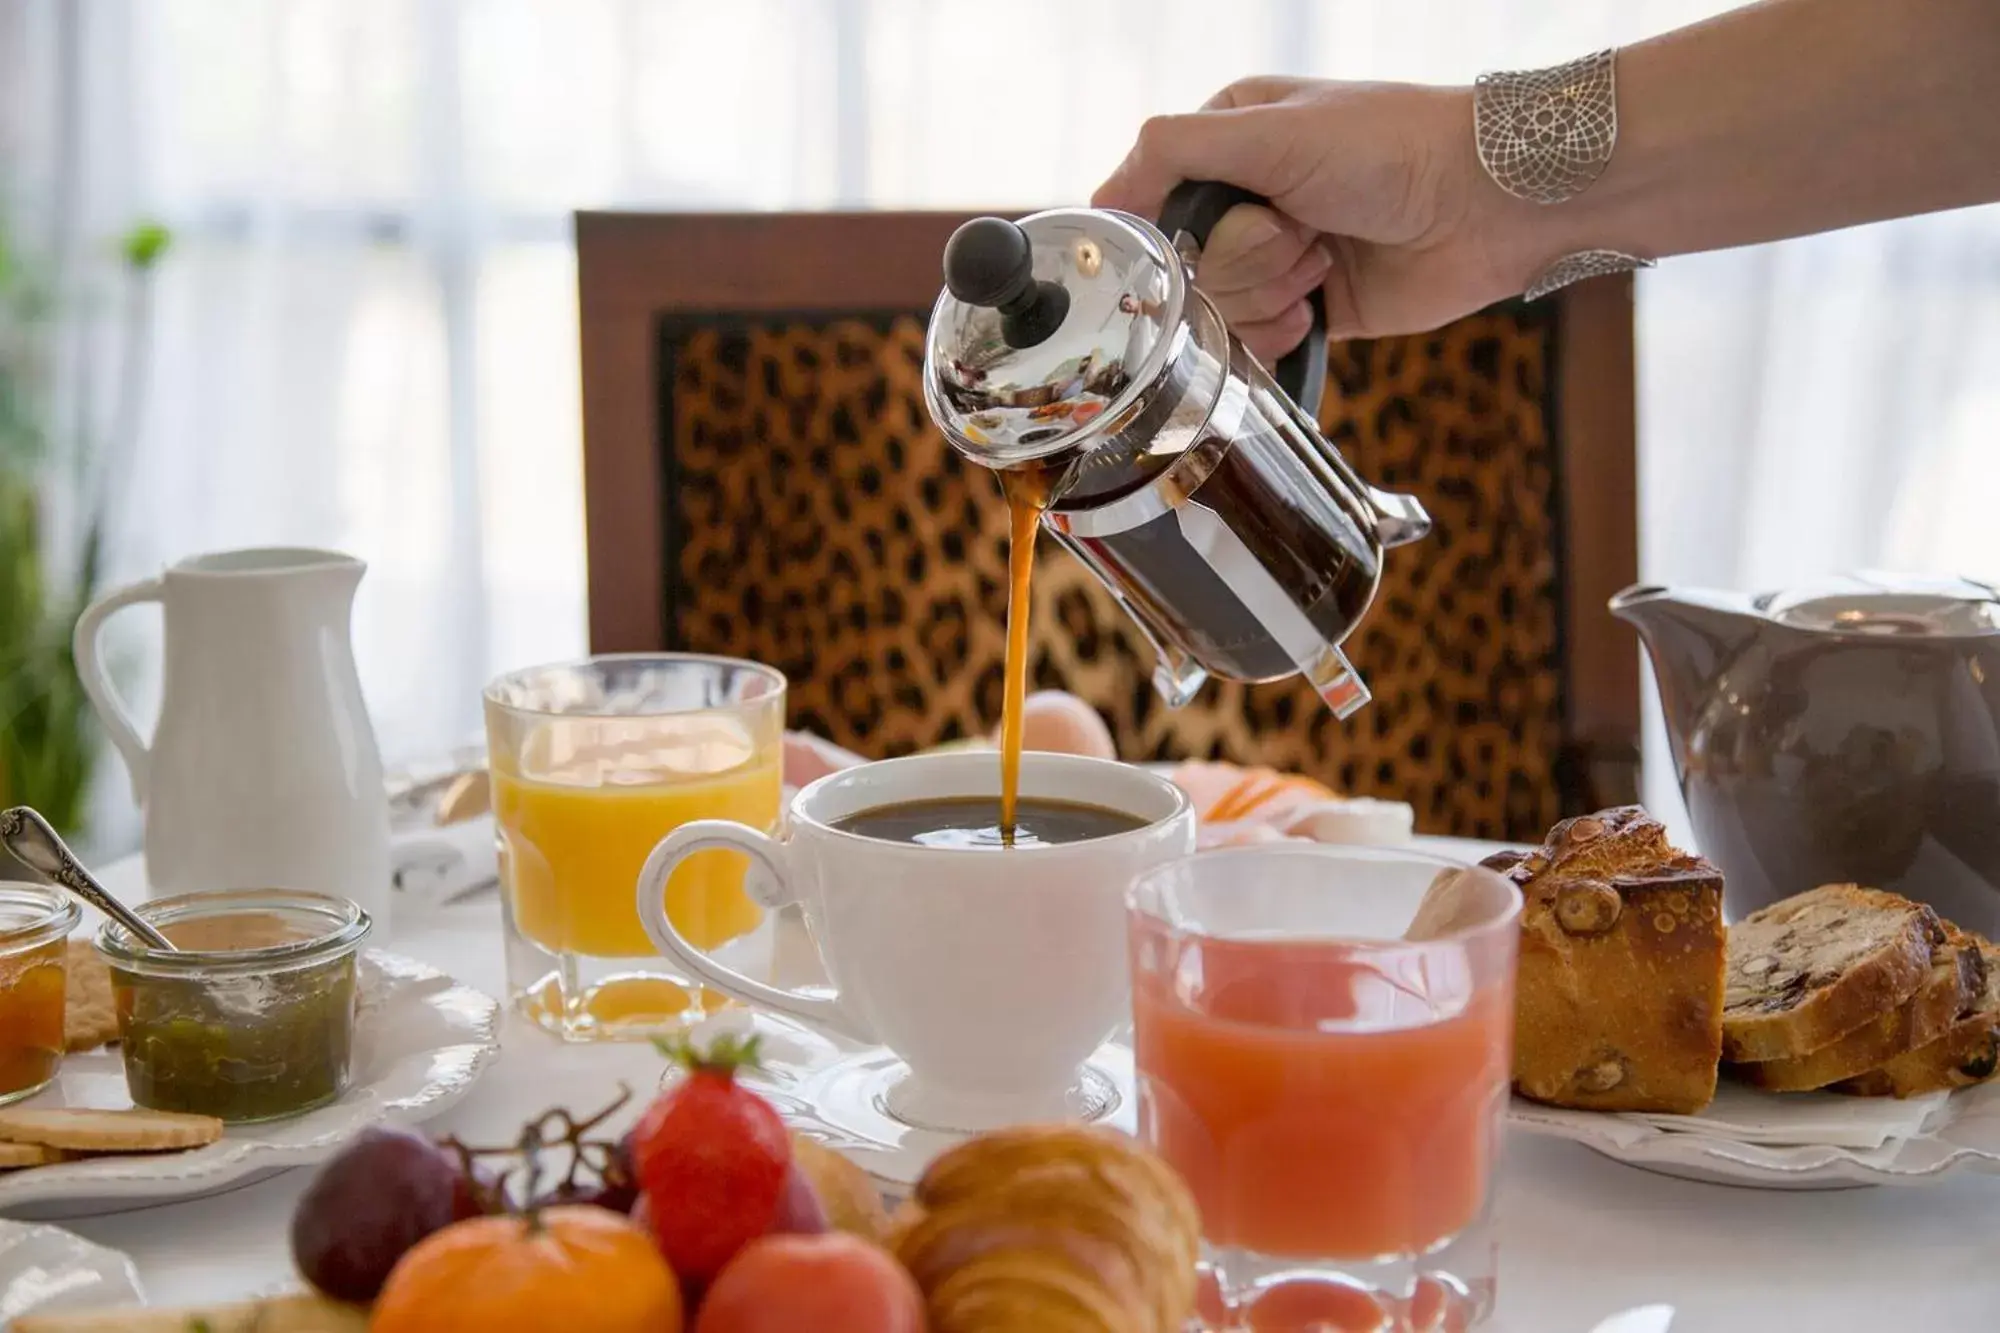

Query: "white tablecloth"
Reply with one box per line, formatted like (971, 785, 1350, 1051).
(50, 852, 2000, 1332)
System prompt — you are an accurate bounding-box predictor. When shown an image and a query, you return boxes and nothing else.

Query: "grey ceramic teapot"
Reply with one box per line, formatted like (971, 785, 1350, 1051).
(1612, 573, 2000, 934)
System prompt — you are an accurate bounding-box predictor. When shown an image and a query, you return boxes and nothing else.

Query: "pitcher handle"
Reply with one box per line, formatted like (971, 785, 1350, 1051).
(72, 577, 164, 806)
(636, 820, 874, 1044)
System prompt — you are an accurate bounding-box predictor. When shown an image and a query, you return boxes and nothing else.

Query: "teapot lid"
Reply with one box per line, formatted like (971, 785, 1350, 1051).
(923, 208, 1186, 471)
(1762, 571, 2000, 636)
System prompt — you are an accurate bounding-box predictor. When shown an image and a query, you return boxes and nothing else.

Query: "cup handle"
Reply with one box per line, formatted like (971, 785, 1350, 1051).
(636, 820, 873, 1044)
(72, 576, 164, 807)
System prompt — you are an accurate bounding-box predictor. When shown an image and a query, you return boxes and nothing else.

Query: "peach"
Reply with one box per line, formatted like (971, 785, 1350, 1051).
(692, 1233, 924, 1333)
(789, 1135, 890, 1243)
(771, 1163, 828, 1236)
(994, 690, 1117, 760)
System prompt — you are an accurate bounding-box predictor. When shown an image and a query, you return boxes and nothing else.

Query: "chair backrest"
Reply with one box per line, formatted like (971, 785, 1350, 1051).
(577, 210, 1639, 840)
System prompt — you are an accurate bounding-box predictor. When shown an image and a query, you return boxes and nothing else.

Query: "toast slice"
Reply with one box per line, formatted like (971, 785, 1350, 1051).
(1836, 940, 2000, 1098)
(1734, 925, 1986, 1091)
(1722, 884, 1944, 1064)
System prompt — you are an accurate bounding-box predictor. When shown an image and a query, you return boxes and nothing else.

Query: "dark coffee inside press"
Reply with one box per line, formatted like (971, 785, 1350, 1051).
(926, 182, 1431, 756)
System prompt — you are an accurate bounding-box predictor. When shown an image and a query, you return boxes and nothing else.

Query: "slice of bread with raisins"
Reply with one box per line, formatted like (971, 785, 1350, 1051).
(1836, 938, 2000, 1098)
(1722, 884, 1945, 1065)
(1734, 924, 1985, 1091)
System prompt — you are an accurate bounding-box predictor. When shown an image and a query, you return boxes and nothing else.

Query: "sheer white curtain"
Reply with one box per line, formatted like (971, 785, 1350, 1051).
(8, 0, 2000, 851)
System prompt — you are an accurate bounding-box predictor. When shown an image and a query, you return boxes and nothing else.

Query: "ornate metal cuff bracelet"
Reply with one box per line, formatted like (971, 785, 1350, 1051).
(1475, 48, 1654, 298)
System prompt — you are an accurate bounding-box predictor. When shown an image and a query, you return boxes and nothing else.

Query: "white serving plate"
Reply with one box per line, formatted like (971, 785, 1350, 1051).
(1507, 1080, 2000, 1190)
(0, 1220, 144, 1321)
(0, 950, 500, 1219)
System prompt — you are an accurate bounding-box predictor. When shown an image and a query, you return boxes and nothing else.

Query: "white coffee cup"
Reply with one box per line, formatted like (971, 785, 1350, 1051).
(636, 751, 1194, 1131)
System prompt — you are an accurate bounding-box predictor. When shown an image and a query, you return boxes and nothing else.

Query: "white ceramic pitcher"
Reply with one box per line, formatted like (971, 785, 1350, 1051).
(74, 548, 391, 921)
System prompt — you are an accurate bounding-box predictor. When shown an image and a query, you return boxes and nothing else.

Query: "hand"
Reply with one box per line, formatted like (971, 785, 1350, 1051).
(1094, 77, 1531, 360)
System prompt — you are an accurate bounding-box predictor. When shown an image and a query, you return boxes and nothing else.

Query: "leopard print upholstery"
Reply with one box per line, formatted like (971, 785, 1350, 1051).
(659, 307, 1564, 840)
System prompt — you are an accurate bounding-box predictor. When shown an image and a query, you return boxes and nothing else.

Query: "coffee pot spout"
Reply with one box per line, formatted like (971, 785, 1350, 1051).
(1609, 584, 1764, 741)
(1368, 487, 1432, 549)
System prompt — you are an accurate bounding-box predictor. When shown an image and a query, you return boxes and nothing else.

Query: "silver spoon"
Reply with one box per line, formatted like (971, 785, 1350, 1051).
(0, 806, 179, 952)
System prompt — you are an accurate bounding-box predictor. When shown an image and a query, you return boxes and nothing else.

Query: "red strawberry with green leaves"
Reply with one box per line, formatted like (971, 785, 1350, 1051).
(630, 1033, 793, 1287)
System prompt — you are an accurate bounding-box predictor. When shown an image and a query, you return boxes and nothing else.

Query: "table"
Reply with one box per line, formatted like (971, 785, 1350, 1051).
(54, 852, 2000, 1332)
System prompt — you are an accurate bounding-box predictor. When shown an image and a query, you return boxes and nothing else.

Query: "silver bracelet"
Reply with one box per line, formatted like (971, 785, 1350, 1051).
(1524, 249, 1653, 300)
(1475, 49, 1621, 205)
(1477, 49, 1653, 298)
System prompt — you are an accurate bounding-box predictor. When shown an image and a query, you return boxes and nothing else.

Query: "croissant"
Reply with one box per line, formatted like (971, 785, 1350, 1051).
(889, 1125, 1201, 1333)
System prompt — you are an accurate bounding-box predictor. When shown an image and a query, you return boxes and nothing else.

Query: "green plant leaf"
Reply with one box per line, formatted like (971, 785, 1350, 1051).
(121, 220, 172, 270)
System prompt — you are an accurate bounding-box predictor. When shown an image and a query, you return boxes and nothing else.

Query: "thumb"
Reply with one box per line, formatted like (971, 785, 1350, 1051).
(1092, 103, 1303, 221)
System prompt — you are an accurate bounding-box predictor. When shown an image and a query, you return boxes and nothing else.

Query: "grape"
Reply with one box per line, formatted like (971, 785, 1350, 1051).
(538, 1177, 639, 1214)
(611, 1130, 637, 1184)
(290, 1126, 475, 1302)
(451, 1157, 500, 1218)
(631, 1190, 657, 1239)
(525, 1132, 639, 1214)
(771, 1162, 828, 1236)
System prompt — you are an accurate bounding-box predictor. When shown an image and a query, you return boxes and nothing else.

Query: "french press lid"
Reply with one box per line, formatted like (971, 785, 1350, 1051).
(923, 184, 1331, 504)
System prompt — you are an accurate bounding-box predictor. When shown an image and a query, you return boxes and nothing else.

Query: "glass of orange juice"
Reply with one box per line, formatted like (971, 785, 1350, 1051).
(1128, 845, 1522, 1331)
(484, 655, 785, 1041)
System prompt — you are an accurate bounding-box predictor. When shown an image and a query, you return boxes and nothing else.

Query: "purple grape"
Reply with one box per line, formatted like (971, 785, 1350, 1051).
(290, 1127, 476, 1303)
(538, 1177, 640, 1214)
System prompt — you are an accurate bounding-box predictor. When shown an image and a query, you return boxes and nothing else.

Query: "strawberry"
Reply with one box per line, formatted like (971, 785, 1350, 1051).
(630, 1033, 793, 1288)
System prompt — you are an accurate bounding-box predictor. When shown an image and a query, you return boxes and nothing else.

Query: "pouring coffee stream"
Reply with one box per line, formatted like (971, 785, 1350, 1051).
(928, 183, 1433, 832)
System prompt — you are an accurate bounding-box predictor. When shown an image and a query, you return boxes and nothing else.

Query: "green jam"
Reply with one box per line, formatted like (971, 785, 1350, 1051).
(108, 913, 361, 1124)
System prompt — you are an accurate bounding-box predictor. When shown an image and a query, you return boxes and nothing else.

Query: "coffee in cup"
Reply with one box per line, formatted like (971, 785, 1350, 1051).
(635, 751, 1195, 1131)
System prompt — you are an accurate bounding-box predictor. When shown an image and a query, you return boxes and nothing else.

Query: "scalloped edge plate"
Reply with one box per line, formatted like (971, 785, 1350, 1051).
(1507, 1081, 2000, 1189)
(0, 950, 500, 1219)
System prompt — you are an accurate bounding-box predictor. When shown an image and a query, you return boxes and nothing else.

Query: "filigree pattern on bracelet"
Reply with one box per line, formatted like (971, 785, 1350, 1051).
(1524, 250, 1653, 301)
(1475, 49, 1620, 205)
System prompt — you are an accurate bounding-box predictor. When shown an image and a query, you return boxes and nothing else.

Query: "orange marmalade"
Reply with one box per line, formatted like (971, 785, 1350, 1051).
(0, 884, 80, 1105)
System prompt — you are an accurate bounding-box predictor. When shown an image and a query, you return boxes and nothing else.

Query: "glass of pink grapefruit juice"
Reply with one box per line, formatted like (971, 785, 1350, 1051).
(1127, 844, 1521, 1330)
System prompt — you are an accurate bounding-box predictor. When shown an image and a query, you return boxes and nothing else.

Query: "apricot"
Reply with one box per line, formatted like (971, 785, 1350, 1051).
(692, 1233, 924, 1333)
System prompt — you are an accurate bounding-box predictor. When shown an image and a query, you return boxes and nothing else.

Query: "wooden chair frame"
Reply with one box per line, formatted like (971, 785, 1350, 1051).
(575, 210, 1641, 800)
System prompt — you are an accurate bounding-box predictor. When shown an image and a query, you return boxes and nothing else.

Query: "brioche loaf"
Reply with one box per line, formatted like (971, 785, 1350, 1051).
(1487, 806, 1726, 1115)
(1722, 884, 1945, 1064)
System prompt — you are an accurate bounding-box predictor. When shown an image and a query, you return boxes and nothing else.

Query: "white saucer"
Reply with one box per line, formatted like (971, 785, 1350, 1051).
(0, 950, 501, 1219)
(718, 1010, 1136, 1194)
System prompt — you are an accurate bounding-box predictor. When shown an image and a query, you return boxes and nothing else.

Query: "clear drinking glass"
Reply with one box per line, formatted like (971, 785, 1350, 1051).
(1127, 845, 1522, 1332)
(485, 654, 786, 1041)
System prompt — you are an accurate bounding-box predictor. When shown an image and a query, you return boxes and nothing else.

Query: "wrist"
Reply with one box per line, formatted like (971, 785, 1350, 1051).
(1409, 86, 1552, 308)
(1457, 52, 1662, 299)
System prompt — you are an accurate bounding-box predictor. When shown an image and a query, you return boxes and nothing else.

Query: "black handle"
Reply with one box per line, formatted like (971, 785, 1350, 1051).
(1157, 180, 1327, 418)
(942, 217, 1070, 350)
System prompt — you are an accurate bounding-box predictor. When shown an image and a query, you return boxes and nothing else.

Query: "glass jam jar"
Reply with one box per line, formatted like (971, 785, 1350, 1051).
(0, 883, 80, 1106)
(95, 889, 372, 1124)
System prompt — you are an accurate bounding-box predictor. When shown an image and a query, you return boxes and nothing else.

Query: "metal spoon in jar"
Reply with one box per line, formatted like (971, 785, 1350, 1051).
(0, 806, 178, 952)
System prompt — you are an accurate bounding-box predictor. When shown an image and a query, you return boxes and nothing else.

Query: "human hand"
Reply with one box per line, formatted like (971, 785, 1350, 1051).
(1095, 77, 1534, 360)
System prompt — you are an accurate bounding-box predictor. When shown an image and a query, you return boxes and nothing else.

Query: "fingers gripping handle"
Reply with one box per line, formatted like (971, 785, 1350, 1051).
(1157, 179, 1329, 417)
(72, 577, 165, 806)
(635, 821, 871, 1043)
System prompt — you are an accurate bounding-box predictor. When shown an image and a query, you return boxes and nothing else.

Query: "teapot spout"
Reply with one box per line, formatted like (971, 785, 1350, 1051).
(1609, 583, 1762, 743)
